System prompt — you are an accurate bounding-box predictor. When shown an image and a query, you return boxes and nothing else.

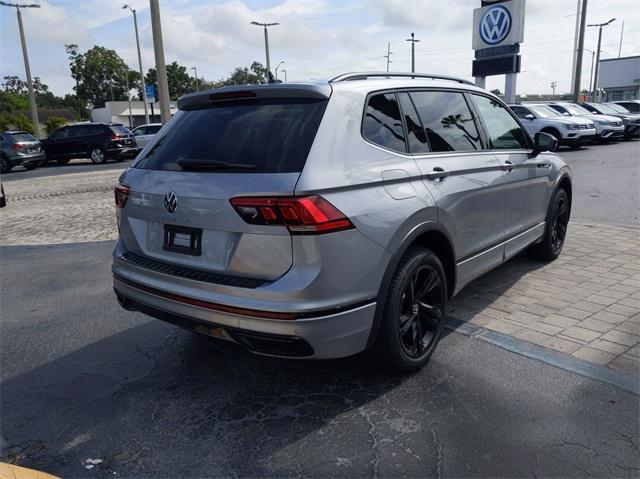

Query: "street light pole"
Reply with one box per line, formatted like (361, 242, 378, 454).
(572, 0, 588, 101)
(149, 0, 171, 124)
(384, 42, 394, 72)
(583, 48, 596, 96)
(551, 81, 557, 95)
(123, 5, 150, 125)
(251, 21, 279, 80)
(191, 67, 199, 91)
(275, 61, 284, 80)
(588, 18, 615, 101)
(406, 32, 420, 74)
(282, 69, 287, 82)
(1, 1, 41, 138)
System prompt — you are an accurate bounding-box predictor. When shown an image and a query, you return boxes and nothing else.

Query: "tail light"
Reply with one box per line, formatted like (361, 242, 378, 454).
(114, 183, 130, 208)
(230, 196, 354, 235)
(12, 143, 25, 150)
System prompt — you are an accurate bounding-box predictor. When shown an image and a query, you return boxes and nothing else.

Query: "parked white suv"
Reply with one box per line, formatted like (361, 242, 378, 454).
(548, 102, 625, 142)
(509, 104, 595, 150)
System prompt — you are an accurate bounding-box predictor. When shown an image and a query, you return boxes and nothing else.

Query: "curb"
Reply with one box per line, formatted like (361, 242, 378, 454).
(446, 317, 640, 396)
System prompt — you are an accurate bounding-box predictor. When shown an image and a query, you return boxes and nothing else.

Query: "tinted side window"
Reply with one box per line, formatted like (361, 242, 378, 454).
(510, 106, 531, 119)
(362, 93, 406, 153)
(53, 128, 69, 140)
(66, 127, 83, 138)
(398, 93, 429, 153)
(472, 95, 529, 150)
(410, 91, 481, 152)
(148, 125, 161, 134)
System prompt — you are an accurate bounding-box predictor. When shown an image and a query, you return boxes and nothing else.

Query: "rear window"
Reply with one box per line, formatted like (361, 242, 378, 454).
(10, 133, 37, 142)
(109, 125, 131, 135)
(135, 98, 328, 173)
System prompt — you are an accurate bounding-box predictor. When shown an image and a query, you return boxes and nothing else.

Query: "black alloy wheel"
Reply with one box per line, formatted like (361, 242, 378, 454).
(398, 265, 445, 359)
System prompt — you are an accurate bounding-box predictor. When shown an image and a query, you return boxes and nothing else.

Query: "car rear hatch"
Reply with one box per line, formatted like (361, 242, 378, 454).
(109, 124, 136, 147)
(117, 84, 331, 282)
(9, 132, 42, 156)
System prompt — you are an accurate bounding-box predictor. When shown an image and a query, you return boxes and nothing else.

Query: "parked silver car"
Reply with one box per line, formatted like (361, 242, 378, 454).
(1, 131, 45, 173)
(131, 123, 162, 149)
(509, 104, 595, 149)
(112, 72, 572, 372)
(548, 102, 625, 141)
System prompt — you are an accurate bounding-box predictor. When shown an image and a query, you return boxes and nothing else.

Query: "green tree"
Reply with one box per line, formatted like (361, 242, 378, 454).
(215, 62, 267, 87)
(2, 75, 26, 94)
(44, 116, 68, 136)
(145, 61, 196, 100)
(66, 44, 131, 108)
(0, 90, 29, 113)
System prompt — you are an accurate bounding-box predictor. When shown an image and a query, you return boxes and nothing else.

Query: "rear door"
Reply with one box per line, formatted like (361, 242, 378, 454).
(120, 94, 329, 280)
(403, 89, 507, 285)
(469, 94, 551, 258)
(44, 127, 70, 158)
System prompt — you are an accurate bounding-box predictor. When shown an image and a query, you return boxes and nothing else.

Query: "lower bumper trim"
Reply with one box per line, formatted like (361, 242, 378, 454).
(117, 291, 315, 357)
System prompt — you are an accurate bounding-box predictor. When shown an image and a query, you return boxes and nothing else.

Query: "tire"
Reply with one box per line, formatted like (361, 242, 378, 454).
(369, 247, 447, 373)
(541, 129, 561, 151)
(1, 156, 12, 174)
(529, 188, 570, 261)
(23, 162, 36, 170)
(89, 146, 106, 164)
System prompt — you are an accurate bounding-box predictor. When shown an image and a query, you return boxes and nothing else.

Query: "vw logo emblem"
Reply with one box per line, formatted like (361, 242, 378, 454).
(480, 5, 512, 45)
(164, 191, 177, 213)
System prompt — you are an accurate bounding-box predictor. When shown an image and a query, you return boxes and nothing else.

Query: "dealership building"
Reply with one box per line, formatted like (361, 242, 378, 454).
(597, 55, 640, 100)
(91, 101, 178, 128)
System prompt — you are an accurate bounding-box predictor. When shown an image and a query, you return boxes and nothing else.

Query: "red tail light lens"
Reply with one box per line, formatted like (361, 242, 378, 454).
(230, 196, 354, 235)
(114, 183, 130, 208)
(12, 143, 25, 150)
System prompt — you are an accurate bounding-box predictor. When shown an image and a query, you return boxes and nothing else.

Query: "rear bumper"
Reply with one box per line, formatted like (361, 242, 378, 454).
(8, 153, 45, 166)
(108, 147, 140, 159)
(113, 273, 376, 359)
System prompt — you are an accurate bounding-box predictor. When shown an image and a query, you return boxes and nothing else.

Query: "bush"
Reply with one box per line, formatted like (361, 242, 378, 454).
(44, 116, 68, 136)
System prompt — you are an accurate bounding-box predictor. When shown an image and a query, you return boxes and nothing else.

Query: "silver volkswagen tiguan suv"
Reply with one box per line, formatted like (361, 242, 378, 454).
(112, 72, 572, 372)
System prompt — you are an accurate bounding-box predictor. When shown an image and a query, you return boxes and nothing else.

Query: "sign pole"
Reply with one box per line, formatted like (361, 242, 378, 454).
(504, 73, 517, 103)
(475, 77, 486, 88)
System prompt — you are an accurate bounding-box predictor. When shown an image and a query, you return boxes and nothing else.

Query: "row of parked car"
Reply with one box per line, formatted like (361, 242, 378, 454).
(0, 122, 162, 173)
(507, 99, 640, 151)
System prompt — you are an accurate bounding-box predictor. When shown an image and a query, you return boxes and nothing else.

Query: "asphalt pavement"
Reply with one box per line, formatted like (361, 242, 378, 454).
(559, 139, 639, 227)
(1, 241, 638, 478)
(0, 158, 131, 182)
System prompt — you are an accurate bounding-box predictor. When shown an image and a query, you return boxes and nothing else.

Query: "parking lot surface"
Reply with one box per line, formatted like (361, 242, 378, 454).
(1, 241, 638, 477)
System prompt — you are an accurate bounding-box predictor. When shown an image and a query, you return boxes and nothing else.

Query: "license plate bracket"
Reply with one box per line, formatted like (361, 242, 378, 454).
(163, 225, 202, 256)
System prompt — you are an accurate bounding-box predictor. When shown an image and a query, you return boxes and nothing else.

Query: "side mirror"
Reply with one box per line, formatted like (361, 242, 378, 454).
(533, 132, 557, 155)
(524, 114, 535, 121)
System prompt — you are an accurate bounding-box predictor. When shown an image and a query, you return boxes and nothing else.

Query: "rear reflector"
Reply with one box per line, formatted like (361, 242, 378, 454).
(230, 195, 354, 235)
(114, 183, 130, 208)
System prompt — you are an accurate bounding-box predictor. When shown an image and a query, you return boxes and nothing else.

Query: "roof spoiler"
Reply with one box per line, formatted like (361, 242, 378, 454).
(177, 84, 331, 110)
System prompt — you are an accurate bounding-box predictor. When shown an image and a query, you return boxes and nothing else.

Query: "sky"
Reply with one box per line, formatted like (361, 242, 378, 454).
(1, 0, 639, 98)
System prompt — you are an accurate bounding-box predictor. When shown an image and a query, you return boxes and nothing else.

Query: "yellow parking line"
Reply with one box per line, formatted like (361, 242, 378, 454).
(0, 463, 60, 479)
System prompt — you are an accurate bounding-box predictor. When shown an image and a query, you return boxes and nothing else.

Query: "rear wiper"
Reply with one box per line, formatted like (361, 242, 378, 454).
(176, 158, 256, 170)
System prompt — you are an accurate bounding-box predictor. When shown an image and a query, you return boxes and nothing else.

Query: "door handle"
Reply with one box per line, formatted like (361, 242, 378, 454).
(537, 162, 552, 168)
(426, 167, 448, 181)
(502, 160, 514, 171)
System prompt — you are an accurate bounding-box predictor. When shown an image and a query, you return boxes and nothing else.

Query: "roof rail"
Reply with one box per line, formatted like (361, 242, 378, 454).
(329, 72, 475, 86)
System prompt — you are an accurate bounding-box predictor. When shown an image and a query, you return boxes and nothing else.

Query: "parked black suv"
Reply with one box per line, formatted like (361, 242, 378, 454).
(41, 123, 138, 165)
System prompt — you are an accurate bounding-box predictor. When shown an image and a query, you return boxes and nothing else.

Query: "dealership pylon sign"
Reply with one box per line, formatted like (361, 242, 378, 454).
(472, 0, 525, 102)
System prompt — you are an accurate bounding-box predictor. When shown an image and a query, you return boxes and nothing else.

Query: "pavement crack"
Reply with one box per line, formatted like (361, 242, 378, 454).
(431, 429, 443, 479)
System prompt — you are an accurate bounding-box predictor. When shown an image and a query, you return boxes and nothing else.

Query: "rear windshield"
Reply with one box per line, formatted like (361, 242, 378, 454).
(109, 125, 131, 135)
(10, 133, 37, 142)
(134, 98, 328, 173)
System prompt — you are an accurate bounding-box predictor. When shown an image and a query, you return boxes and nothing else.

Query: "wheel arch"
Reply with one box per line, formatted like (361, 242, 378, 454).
(366, 221, 457, 349)
(541, 126, 562, 139)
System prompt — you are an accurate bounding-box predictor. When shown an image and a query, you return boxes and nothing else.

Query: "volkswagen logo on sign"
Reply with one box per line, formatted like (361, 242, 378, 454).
(164, 191, 178, 213)
(480, 5, 512, 45)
